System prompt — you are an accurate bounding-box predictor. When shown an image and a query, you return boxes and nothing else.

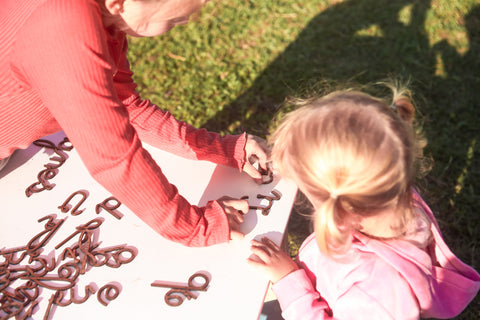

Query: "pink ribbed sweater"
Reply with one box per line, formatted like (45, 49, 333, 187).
(0, 0, 247, 246)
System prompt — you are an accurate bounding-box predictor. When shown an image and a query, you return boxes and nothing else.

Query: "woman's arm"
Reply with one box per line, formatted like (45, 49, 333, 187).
(15, 0, 230, 246)
(112, 37, 247, 169)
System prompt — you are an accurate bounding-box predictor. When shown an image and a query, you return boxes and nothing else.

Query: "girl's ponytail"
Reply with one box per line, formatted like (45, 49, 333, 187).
(390, 88, 430, 178)
(392, 97, 415, 123)
(385, 81, 415, 123)
(314, 196, 349, 256)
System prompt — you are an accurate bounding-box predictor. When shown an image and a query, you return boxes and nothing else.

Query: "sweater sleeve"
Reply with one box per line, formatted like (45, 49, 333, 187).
(272, 233, 422, 320)
(273, 267, 419, 320)
(111, 36, 247, 169)
(272, 269, 332, 320)
(14, 0, 233, 247)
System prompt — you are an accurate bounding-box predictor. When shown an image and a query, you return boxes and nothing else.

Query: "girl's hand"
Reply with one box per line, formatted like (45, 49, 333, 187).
(248, 237, 299, 283)
(217, 196, 249, 240)
(243, 134, 270, 184)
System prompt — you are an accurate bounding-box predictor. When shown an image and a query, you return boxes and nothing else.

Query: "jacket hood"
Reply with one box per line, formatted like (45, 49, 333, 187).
(357, 191, 480, 319)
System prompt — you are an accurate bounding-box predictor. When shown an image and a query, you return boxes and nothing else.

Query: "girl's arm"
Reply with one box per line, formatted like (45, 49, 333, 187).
(248, 238, 332, 319)
(272, 269, 332, 320)
(273, 267, 419, 320)
(250, 237, 419, 319)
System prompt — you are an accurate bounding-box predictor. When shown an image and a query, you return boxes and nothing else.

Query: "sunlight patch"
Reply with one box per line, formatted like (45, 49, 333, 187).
(354, 24, 384, 38)
(398, 4, 413, 26)
(425, 1, 472, 56)
(434, 52, 447, 79)
(455, 139, 476, 194)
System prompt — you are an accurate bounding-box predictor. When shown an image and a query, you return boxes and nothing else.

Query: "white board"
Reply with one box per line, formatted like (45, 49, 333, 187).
(0, 131, 297, 320)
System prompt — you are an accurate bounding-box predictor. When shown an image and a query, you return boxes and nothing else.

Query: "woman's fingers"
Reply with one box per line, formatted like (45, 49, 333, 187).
(217, 196, 249, 240)
(244, 134, 270, 183)
(218, 196, 249, 215)
(231, 210, 245, 224)
(230, 229, 245, 240)
(243, 161, 262, 181)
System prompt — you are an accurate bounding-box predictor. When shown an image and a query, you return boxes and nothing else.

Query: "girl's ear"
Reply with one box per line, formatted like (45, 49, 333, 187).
(104, 0, 125, 15)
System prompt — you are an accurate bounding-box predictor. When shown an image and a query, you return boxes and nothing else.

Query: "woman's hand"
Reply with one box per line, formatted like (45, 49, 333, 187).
(243, 134, 270, 184)
(217, 196, 249, 240)
(248, 237, 299, 283)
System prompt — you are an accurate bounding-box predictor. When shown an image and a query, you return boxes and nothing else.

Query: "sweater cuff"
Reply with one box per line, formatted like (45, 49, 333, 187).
(202, 200, 231, 245)
(224, 132, 246, 171)
(272, 269, 318, 310)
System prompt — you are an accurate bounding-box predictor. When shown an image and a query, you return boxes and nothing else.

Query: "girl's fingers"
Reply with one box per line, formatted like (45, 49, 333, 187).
(250, 237, 278, 255)
(250, 239, 263, 246)
(246, 255, 265, 268)
(249, 243, 272, 261)
(261, 237, 280, 251)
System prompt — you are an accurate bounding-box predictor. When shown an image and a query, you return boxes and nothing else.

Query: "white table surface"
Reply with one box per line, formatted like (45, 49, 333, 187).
(0, 131, 297, 320)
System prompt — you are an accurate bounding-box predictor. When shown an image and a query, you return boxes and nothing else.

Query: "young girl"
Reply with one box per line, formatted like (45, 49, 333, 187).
(249, 89, 480, 319)
(0, 0, 268, 246)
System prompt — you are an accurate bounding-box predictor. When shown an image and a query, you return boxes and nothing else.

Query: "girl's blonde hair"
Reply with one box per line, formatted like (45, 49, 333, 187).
(270, 88, 425, 256)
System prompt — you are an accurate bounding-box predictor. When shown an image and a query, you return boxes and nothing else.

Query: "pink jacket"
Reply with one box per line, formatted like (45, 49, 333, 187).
(273, 192, 480, 319)
(0, 0, 246, 246)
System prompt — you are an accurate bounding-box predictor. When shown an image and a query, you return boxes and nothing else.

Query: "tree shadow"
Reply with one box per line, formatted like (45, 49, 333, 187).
(202, 0, 435, 135)
(201, 0, 479, 318)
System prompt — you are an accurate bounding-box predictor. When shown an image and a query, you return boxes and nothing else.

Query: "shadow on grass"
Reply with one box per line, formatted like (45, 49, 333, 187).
(202, 0, 480, 318)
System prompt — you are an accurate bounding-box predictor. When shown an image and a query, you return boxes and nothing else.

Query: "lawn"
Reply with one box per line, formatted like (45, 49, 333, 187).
(127, 0, 480, 318)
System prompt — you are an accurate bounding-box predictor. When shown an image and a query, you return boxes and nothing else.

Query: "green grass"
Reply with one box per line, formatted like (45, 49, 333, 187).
(127, 0, 480, 318)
